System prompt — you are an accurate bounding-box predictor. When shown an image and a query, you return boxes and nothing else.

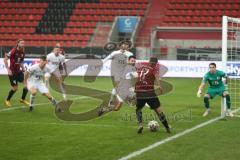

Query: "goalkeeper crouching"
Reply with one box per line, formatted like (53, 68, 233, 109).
(197, 63, 233, 117)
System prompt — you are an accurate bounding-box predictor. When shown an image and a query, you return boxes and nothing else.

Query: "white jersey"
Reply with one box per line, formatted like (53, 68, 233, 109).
(27, 64, 51, 83)
(102, 50, 133, 64)
(117, 65, 137, 103)
(46, 52, 65, 73)
(103, 50, 133, 81)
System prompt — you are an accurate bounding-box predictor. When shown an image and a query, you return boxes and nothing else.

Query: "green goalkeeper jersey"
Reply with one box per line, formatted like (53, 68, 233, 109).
(202, 70, 226, 89)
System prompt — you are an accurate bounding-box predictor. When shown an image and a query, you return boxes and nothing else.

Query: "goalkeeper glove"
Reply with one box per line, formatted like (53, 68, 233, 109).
(222, 78, 227, 84)
(197, 90, 202, 98)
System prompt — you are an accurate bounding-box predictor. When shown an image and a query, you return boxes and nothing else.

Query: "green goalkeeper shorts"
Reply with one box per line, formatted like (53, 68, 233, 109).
(207, 86, 225, 99)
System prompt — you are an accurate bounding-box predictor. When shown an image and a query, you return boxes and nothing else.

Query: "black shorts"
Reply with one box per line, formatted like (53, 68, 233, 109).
(136, 92, 161, 110)
(8, 72, 24, 86)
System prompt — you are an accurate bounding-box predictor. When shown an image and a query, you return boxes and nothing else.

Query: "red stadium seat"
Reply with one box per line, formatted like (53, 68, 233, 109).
(231, 10, 238, 17)
(207, 17, 214, 23)
(192, 16, 200, 23)
(209, 10, 215, 17)
(201, 10, 208, 16)
(65, 41, 73, 47)
(178, 16, 185, 23)
(185, 16, 191, 23)
(216, 10, 223, 16)
(0, 0, 149, 47)
(225, 10, 231, 17)
(73, 41, 80, 47)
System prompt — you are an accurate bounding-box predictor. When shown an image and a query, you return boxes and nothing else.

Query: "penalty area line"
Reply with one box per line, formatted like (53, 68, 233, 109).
(0, 102, 47, 112)
(0, 93, 109, 112)
(118, 108, 240, 160)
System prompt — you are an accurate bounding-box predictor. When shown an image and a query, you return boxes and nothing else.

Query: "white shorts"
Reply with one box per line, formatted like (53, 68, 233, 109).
(116, 88, 136, 104)
(116, 94, 124, 103)
(113, 74, 121, 82)
(27, 81, 49, 94)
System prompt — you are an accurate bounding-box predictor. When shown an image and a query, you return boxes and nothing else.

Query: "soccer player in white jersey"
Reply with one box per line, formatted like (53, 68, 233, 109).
(45, 43, 67, 100)
(98, 55, 138, 116)
(24, 55, 61, 112)
(102, 40, 134, 105)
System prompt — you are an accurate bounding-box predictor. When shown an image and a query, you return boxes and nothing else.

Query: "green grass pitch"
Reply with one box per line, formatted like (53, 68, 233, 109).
(0, 75, 239, 160)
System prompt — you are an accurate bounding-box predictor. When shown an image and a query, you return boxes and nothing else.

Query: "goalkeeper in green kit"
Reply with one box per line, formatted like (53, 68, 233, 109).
(197, 63, 233, 117)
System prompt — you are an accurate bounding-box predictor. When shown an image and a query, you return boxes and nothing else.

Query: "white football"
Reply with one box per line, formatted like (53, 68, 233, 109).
(148, 120, 159, 132)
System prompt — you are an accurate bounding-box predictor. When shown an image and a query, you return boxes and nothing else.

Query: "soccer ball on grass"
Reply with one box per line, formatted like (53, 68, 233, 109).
(148, 120, 159, 132)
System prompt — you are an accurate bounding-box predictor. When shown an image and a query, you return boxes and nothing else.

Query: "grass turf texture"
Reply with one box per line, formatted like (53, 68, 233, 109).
(0, 76, 239, 160)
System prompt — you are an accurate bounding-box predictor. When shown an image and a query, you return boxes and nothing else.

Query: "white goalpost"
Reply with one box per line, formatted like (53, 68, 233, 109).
(222, 16, 240, 117)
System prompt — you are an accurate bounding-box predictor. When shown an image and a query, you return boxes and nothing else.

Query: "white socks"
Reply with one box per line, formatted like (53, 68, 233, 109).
(45, 78, 50, 88)
(109, 88, 116, 103)
(59, 83, 67, 100)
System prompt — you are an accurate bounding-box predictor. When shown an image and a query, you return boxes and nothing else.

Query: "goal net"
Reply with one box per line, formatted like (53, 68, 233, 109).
(222, 16, 240, 117)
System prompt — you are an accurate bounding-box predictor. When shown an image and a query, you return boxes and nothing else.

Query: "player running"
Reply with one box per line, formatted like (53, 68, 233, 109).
(102, 40, 133, 106)
(197, 63, 233, 117)
(45, 43, 67, 100)
(135, 57, 170, 134)
(4, 39, 29, 107)
(24, 55, 62, 112)
(114, 55, 138, 110)
(98, 55, 138, 116)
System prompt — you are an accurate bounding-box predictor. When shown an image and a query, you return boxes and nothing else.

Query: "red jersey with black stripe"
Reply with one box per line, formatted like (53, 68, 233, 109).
(135, 62, 160, 92)
(7, 48, 25, 75)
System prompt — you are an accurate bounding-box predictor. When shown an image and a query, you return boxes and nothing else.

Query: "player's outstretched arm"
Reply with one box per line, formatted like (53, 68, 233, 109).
(155, 74, 163, 94)
(222, 76, 229, 84)
(4, 53, 12, 75)
(197, 82, 205, 98)
(94, 54, 113, 68)
(197, 74, 208, 98)
(102, 51, 117, 64)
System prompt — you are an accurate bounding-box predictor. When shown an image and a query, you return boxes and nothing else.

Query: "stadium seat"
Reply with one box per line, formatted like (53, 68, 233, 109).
(231, 10, 238, 17)
(187, 4, 195, 9)
(192, 17, 200, 23)
(65, 41, 73, 47)
(192, 10, 201, 16)
(185, 16, 191, 23)
(178, 16, 185, 23)
(0, 0, 148, 47)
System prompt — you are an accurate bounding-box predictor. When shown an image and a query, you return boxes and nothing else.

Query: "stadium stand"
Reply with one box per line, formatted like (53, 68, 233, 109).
(0, 1, 48, 47)
(90, 25, 112, 47)
(135, 0, 240, 47)
(1, 0, 238, 59)
(0, 0, 148, 49)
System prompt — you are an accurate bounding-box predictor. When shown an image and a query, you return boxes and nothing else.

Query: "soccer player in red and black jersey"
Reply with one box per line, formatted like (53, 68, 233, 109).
(135, 57, 170, 134)
(4, 39, 29, 107)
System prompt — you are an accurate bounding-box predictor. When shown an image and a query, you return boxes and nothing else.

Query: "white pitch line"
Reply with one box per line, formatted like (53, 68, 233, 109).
(0, 93, 109, 112)
(118, 108, 240, 160)
(0, 106, 25, 112)
(0, 102, 47, 112)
